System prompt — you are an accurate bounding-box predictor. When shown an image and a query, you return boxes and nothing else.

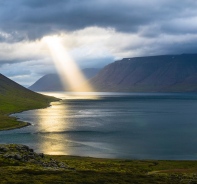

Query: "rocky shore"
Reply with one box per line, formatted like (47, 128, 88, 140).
(0, 144, 72, 170)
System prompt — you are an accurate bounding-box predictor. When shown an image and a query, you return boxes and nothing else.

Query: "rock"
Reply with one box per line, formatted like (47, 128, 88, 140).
(28, 159, 37, 164)
(59, 162, 67, 168)
(22, 155, 29, 162)
(42, 162, 48, 167)
(28, 155, 35, 159)
(38, 153, 44, 158)
(29, 149, 34, 152)
(0, 144, 71, 170)
(14, 154, 22, 160)
(3, 153, 17, 159)
(0, 147, 9, 152)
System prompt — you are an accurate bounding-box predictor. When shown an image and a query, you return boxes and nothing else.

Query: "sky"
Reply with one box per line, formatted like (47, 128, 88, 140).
(0, 0, 197, 86)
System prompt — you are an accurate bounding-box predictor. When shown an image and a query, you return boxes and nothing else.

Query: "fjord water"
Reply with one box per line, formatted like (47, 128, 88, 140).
(1, 92, 197, 160)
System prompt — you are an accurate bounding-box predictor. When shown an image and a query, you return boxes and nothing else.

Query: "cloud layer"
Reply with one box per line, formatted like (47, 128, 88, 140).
(0, 0, 197, 85)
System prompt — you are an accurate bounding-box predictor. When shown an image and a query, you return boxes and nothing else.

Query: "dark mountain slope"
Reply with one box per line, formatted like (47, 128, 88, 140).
(29, 68, 100, 91)
(90, 54, 197, 92)
(0, 73, 57, 130)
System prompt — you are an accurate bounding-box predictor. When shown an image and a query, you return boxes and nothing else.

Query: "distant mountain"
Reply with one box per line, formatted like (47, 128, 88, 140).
(29, 68, 100, 91)
(29, 74, 64, 92)
(90, 54, 197, 92)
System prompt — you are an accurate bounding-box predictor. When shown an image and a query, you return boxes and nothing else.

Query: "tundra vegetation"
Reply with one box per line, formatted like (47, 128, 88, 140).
(1, 144, 197, 183)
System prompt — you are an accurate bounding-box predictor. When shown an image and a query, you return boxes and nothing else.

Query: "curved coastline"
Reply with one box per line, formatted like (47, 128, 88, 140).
(0, 121, 31, 131)
(0, 98, 60, 131)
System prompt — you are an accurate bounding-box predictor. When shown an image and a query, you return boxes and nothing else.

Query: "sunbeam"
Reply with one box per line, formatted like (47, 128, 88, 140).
(42, 35, 93, 92)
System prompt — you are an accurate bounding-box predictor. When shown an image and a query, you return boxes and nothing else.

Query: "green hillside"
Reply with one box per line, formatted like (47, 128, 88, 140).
(0, 74, 58, 130)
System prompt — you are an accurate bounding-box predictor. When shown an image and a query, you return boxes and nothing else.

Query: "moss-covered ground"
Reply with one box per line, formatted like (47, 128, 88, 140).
(1, 153, 197, 184)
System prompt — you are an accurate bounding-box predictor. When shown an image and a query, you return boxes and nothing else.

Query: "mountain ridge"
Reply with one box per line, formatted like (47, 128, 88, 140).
(90, 53, 197, 92)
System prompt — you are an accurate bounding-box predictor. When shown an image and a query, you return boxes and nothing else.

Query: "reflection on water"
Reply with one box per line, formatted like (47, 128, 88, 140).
(9, 92, 106, 155)
(36, 101, 67, 132)
(41, 92, 128, 100)
(37, 133, 71, 155)
(3, 92, 197, 159)
(35, 102, 68, 154)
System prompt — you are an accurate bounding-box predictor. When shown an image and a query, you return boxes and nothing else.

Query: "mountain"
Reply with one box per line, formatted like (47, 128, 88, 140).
(90, 54, 197, 92)
(29, 74, 64, 91)
(29, 68, 100, 91)
(0, 73, 57, 130)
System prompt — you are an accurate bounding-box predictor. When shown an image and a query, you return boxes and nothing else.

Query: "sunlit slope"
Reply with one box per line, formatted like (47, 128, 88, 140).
(90, 54, 197, 92)
(0, 73, 58, 130)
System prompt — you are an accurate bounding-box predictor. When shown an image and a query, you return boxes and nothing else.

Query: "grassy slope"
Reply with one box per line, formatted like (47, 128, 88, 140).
(1, 154, 197, 183)
(0, 74, 58, 130)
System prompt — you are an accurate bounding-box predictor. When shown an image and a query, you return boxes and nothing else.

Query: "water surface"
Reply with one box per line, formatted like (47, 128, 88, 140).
(1, 92, 197, 160)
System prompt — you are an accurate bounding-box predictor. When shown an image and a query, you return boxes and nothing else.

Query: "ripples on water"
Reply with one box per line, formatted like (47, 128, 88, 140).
(1, 92, 197, 159)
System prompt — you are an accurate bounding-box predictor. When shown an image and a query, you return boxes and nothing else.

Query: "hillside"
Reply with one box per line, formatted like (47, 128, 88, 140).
(29, 68, 100, 91)
(90, 54, 197, 92)
(0, 74, 58, 130)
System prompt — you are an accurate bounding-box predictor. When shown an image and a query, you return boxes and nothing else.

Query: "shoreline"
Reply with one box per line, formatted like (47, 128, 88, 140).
(0, 97, 60, 131)
(0, 121, 31, 131)
(1, 143, 197, 162)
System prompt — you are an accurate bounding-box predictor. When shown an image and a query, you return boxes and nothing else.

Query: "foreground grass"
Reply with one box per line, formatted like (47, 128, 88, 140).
(1, 153, 197, 184)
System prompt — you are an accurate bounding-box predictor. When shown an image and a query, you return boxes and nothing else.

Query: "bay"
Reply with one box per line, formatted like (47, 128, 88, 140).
(1, 92, 197, 160)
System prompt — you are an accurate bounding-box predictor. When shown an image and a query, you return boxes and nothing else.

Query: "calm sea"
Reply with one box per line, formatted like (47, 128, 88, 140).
(1, 92, 197, 160)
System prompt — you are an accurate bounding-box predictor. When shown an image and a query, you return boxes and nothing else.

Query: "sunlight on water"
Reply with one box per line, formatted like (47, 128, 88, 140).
(34, 92, 101, 154)
(37, 133, 71, 155)
(42, 35, 94, 92)
(34, 102, 70, 154)
(36, 102, 67, 132)
(41, 92, 101, 100)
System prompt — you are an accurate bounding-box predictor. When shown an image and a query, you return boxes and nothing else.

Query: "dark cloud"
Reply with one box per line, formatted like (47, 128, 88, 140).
(1, 0, 197, 86)
(77, 56, 114, 68)
(21, 0, 64, 8)
(1, 0, 197, 41)
(158, 39, 197, 55)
